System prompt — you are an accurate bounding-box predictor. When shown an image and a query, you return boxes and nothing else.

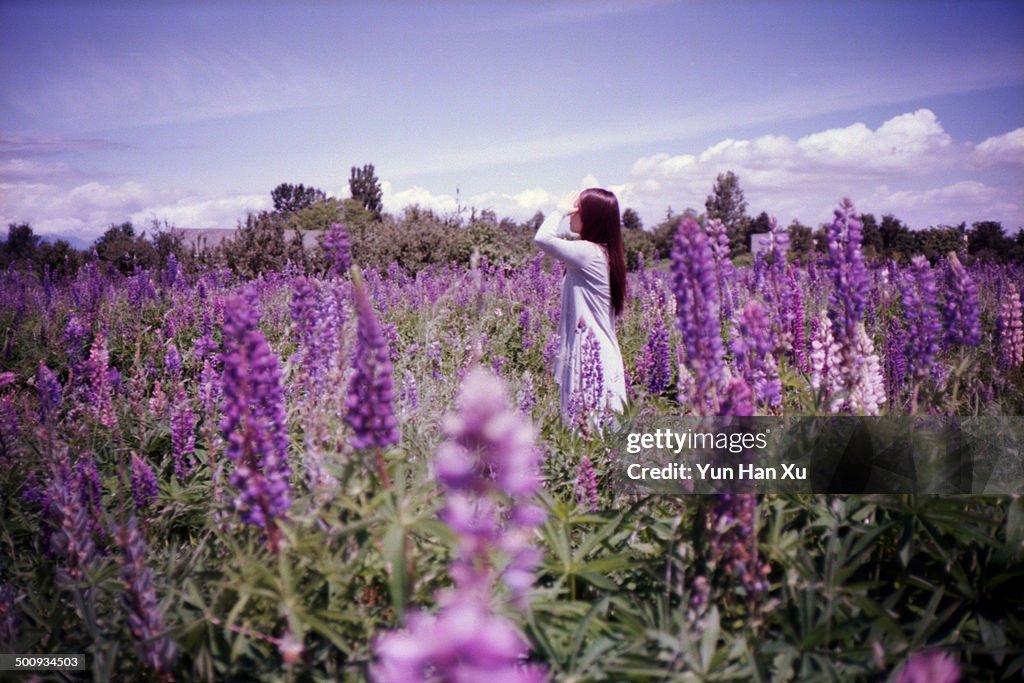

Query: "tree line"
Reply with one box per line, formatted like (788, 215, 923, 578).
(3, 167, 1022, 278)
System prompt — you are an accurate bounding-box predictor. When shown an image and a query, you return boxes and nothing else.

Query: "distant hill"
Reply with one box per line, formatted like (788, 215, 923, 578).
(39, 233, 93, 251)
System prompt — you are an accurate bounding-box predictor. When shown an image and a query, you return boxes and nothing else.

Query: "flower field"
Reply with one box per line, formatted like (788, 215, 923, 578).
(1, 200, 1023, 682)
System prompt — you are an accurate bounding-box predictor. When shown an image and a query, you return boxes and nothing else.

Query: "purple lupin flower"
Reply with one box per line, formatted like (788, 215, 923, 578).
(519, 307, 534, 349)
(885, 317, 907, 404)
(567, 319, 606, 432)
(518, 371, 536, 413)
(809, 310, 843, 402)
(671, 218, 726, 414)
(345, 270, 399, 452)
(163, 343, 181, 383)
(997, 282, 1024, 369)
(895, 650, 960, 683)
(942, 253, 980, 347)
(324, 221, 352, 278)
(36, 362, 63, 423)
(822, 198, 885, 414)
(705, 490, 769, 603)
(63, 312, 90, 385)
(785, 270, 808, 373)
(219, 290, 292, 550)
(198, 357, 221, 420)
(900, 256, 942, 385)
(400, 369, 418, 414)
(290, 276, 319, 349)
(825, 198, 870, 346)
(130, 453, 159, 511)
(849, 322, 886, 415)
(718, 376, 754, 417)
(730, 300, 781, 408)
(375, 368, 546, 682)
(88, 332, 117, 427)
(575, 456, 599, 510)
(46, 462, 97, 582)
(170, 387, 195, 482)
(705, 217, 735, 318)
(643, 309, 672, 396)
(427, 340, 443, 381)
(115, 516, 179, 680)
(374, 596, 546, 683)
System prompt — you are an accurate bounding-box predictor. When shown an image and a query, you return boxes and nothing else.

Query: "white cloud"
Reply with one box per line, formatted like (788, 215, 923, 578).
(973, 128, 1024, 167)
(869, 181, 1021, 228)
(0, 158, 74, 180)
(795, 110, 958, 171)
(381, 181, 458, 215)
(0, 179, 269, 237)
(129, 193, 270, 229)
(616, 109, 1021, 229)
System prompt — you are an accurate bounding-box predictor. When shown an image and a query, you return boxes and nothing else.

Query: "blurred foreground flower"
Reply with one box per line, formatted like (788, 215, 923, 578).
(374, 368, 546, 682)
(895, 650, 960, 683)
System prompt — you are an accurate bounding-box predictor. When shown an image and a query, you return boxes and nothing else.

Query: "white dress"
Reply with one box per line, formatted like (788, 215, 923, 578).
(533, 211, 627, 424)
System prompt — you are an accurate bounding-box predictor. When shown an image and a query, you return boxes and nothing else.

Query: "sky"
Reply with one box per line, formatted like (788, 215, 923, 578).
(1, 0, 1023, 240)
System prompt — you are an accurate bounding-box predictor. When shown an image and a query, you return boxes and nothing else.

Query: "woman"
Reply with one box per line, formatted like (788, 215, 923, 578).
(533, 187, 628, 427)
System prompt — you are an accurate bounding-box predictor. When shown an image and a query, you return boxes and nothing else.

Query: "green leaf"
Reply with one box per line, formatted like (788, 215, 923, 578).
(382, 523, 409, 620)
(568, 595, 609, 669)
(700, 605, 721, 673)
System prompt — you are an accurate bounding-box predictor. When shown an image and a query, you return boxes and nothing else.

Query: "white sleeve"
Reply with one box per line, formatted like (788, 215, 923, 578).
(533, 210, 594, 270)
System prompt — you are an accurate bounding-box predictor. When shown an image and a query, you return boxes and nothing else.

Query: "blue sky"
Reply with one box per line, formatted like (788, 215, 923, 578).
(2, 0, 1022, 238)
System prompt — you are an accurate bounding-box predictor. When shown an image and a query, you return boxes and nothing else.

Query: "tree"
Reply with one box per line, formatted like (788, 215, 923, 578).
(219, 212, 288, 277)
(4, 223, 40, 264)
(622, 208, 643, 230)
(349, 164, 383, 220)
(271, 183, 326, 214)
(524, 211, 545, 232)
(879, 214, 910, 257)
(787, 221, 814, 264)
(36, 239, 81, 277)
(705, 171, 749, 256)
(859, 213, 883, 259)
(148, 219, 187, 270)
(287, 198, 344, 233)
(94, 222, 158, 273)
(968, 221, 1009, 261)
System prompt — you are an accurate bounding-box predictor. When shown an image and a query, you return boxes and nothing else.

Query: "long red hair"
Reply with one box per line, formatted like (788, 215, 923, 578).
(578, 187, 627, 316)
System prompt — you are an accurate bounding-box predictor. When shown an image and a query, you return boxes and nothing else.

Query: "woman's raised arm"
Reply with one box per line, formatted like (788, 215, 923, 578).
(533, 210, 594, 270)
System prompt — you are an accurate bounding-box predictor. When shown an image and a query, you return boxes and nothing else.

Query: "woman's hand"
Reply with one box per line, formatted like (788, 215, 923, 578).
(558, 191, 580, 214)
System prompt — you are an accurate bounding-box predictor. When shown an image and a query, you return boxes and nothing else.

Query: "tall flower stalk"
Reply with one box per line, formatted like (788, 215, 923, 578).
(730, 300, 781, 408)
(672, 218, 727, 414)
(346, 268, 399, 483)
(115, 516, 179, 680)
(942, 253, 980, 347)
(900, 256, 942, 410)
(88, 332, 117, 427)
(374, 368, 546, 682)
(324, 221, 352, 279)
(219, 290, 292, 551)
(822, 198, 885, 414)
(998, 281, 1023, 369)
(567, 319, 606, 433)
